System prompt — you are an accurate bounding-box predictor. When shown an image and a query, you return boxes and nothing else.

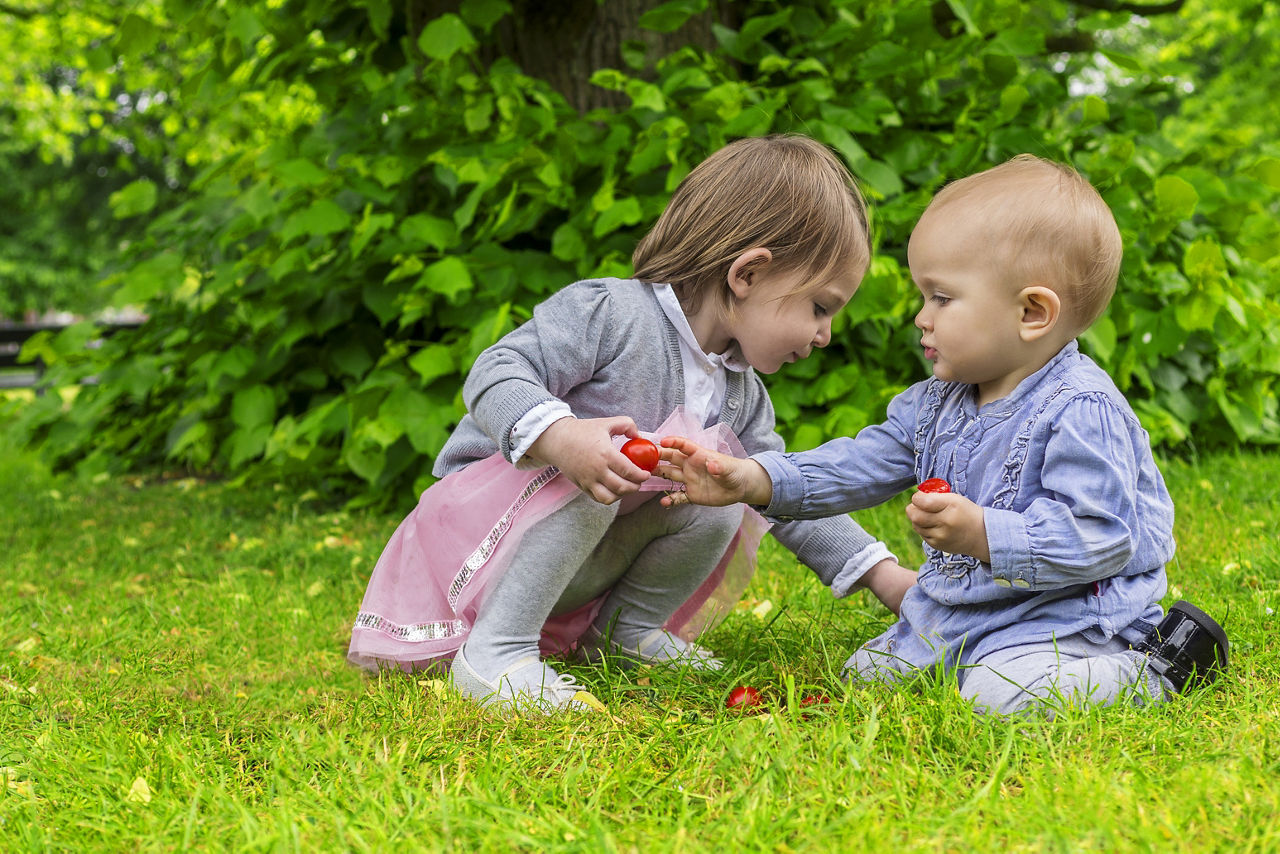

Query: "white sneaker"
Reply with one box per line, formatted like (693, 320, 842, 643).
(450, 644, 590, 712)
(578, 625, 723, 671)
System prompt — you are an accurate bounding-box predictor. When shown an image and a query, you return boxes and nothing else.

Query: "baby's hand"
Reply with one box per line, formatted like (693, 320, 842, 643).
(905, 488, 991, 564)
(528, 415, 650, 504)
(657, 436, 773, 508)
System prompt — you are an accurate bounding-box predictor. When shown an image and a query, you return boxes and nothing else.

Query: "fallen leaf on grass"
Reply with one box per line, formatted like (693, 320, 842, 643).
(416, 678, 448, 698)
(2, 767, 36, 797)
(1, 677, 37, 695)
(126, 777, 152, 804)
(573, 690, 625, 722)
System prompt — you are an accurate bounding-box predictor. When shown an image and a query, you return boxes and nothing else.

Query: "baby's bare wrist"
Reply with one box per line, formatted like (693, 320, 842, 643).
(744, 460, 773, 506)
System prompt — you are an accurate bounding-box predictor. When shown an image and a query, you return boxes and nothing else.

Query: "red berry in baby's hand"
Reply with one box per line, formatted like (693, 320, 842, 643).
(918, 478, 951, 494)
(621, 438, 660, 473)
(726, 685, 764, 712)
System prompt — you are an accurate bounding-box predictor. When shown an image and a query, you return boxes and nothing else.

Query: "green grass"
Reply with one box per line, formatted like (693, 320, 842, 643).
(2, 437, 1278, 852)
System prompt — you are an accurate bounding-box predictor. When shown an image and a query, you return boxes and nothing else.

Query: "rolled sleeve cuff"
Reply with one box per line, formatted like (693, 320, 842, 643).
(829, 541, 897, 598)
(509, 401, 574, 467)
(985, 507, 1035, 589)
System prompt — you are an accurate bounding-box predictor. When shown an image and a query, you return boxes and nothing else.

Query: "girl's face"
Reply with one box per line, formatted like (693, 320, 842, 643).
(728, 267, 860, 374)
(908, 211, 1035, 406)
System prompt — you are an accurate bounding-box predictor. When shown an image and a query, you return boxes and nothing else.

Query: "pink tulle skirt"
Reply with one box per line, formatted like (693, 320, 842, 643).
(347, 408, 770, 672)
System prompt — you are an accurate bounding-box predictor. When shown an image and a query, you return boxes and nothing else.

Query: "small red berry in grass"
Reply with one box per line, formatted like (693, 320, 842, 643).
(726, 685, 764, 711)
(800, 694, 831, 707)
(621, 437, 660, 473)
(917, 478, 951, 493)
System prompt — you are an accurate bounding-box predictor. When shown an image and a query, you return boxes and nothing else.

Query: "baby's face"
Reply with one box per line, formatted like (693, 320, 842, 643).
(907, 210, 1034, 406)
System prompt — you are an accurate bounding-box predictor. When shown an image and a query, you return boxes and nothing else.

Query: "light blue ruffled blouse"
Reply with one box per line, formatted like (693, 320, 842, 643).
(754, 341, 1175, 669)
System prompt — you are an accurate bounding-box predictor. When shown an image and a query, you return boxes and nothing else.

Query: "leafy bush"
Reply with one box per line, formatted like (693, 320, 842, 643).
(8, 0, 1278, 508)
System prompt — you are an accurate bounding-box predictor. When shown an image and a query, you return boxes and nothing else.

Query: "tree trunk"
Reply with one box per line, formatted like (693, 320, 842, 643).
(418, 0, 737, 113)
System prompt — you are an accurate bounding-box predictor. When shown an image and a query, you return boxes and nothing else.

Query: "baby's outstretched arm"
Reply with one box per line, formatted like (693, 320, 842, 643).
(906, 491, 991, 563)
(658, 436, 774, 508)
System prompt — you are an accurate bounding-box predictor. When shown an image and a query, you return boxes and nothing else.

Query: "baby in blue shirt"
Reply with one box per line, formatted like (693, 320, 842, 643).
(661, 154, 1228, 715)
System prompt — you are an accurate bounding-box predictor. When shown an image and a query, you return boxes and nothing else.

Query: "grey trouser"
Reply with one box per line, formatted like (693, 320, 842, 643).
(849, 632, 1168, 716)
(466, 491, 743, 663)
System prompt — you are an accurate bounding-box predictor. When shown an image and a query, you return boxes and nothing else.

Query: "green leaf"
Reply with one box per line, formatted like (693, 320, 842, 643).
(551, 223, 586, 262)
(331, 340, 374, 379)
(352, 210, 396, 259)
(418, 14, 477, 61)
(638, 0, 707, 33)
(943, 0, 980, 35)
(109, 180, 158, 219)
(343, 434, 388, 483)
(362, 279, 402, 325)
(407, 343, 457, 386)
(1153, 175, 1198, 223)
(1183, 238, 1227, 284)
(238, 182, 277, 223)
(114, 252, 183, 306)
(398, 214, 458, 251)
(1098, 48, 1145, 73)
(1079, 313, 1117, 365)
(269, 248, 309, 282)
(737, 8, 791, 49)
(276, 159, 330, 188)
(115, 13, 160, 57)
(227, 8, 264, 52)
(857, 159, 904, 200)
(1173, 294, 1218, 332)
(1082, 95, 1109, 124)
(231, 385, 277, 429)
(418, 256, 474, 302)
(593, 196, 643, 237)
(166, 415, 209, 459)
(998, 85, 1029, 121)
(360, 0, 393, 38)
(1249, 157, 1280, 189)
(281, 200, 352, 244)
(460, 0, 512, 31)
(211, 346, 257, 385)
(378, 386, 452, 453)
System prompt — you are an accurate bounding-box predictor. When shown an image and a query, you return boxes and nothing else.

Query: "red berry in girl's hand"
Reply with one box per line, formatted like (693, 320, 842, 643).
(621, 437, 661, 472)
(726, 685, 763, 711)
(918, 478, 951, 494)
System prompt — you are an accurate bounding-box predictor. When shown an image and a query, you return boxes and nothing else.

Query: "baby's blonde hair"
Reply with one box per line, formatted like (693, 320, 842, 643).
(922, 154, 1122, 331)
(633, 134, 871, 316)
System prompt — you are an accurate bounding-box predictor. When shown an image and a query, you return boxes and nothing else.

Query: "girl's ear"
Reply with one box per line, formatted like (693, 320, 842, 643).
(728, 247, 773, 299)
(1018, 285, 1062, 341)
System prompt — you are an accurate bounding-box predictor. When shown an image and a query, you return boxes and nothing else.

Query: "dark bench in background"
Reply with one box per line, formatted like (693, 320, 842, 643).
(0, 321, 144, 390)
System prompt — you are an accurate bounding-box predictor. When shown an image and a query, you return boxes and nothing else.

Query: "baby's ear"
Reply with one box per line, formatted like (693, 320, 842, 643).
(1018, 285, 1061, 340)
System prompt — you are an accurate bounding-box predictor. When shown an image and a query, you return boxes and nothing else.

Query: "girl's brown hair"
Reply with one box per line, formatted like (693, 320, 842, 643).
(632, 134, 871, 316)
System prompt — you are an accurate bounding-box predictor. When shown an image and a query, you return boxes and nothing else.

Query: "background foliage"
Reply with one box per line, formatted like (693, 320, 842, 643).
(4, 0, 1278, 506)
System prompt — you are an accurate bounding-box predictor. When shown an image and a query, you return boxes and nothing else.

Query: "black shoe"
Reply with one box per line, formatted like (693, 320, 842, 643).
(1133, 600, 1228, 694)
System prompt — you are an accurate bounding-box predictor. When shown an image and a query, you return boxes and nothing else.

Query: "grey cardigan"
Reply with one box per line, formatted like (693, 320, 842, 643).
(434, 278, 886, 594)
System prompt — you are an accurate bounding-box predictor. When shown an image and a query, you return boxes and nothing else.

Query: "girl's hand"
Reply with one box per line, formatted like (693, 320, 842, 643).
(657, 436, 773, 508)
(905, 491, 991, 563)
(858, 558, 917, 616)
(527, 415, 650, 504)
